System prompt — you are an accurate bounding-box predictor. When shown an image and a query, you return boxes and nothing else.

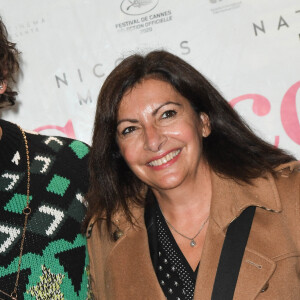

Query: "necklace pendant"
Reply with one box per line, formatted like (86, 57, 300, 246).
(190, 240, 196, 247)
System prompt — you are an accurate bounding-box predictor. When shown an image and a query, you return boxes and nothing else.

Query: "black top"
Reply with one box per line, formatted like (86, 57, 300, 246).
(145, 192, 199, 300)
(145, 191, 256, 300)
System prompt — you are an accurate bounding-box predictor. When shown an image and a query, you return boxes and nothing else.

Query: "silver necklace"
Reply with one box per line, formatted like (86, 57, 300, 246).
(164, 215, 209, 248)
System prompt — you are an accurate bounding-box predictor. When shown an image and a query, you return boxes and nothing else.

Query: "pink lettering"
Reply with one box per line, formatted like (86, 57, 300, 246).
(34, 119, 76, 138)
(274, 136, 280, 148)
(229, 94, 271, 116)
(230, 94, 281, 147)
(280, 81, 300, 145)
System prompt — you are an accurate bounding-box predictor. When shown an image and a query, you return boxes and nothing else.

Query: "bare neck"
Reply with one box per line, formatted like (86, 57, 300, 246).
(152, 162, 212, 222)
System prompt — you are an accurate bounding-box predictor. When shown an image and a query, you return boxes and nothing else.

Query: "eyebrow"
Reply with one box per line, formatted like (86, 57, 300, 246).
(117, 101, 182, 126)
(117, 119, 139, 126)
(152, 101, 182, 116)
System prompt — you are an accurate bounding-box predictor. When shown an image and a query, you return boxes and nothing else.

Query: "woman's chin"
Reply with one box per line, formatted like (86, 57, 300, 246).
(149, 176, 184, 192)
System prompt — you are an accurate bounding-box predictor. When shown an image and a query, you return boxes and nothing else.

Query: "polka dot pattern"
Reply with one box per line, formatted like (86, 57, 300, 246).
(155, 210, 197, 300)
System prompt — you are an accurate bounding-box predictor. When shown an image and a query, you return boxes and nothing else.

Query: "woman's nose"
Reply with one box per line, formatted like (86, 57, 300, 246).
(143, 125, 167, 152)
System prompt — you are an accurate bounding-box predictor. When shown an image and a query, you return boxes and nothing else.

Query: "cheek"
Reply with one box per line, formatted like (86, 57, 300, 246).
(169, 122, 201, 143)
(119, 142, 140, 167)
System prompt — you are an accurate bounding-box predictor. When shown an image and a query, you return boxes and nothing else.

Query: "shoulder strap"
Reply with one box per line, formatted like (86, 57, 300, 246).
(211, 206, 256, 300)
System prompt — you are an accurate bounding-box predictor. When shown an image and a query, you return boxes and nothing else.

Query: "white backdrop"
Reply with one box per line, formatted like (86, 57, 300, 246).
(0, 0, 299, 158)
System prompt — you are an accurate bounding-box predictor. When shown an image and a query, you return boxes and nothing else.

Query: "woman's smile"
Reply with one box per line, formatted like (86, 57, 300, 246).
(147, 149, 181, 169)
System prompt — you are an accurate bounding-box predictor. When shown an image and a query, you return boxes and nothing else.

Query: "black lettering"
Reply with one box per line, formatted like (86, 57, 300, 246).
(78, 69, 83, 82)
(278, 16, 289, 30)
(115, 57, 123, 66)
(55, 73, 68, 88)
(253, 21, 265, 36)
(78, 90, 92, 105)
(93, 64, 104, 78)
(180, 41, 190, 55)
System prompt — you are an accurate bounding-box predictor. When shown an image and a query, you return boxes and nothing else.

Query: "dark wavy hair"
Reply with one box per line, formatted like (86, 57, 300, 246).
(0, 17, 19, 108)
(84, 50, 294, 232)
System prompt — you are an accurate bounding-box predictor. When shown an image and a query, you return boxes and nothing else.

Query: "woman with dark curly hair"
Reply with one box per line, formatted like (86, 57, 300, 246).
(85, 50, 300, 299)
(0, 17, 91, 299)
(0, 18, 19, 108)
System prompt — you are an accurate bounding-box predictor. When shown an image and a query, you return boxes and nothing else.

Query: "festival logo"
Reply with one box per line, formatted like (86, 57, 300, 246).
(209, 0, 241, 14)
(116, 0, 171, 34)
(120, 0, 159, 16)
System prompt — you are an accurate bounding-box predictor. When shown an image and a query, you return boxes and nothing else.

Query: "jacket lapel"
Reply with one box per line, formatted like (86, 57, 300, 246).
(194, 170, 281, 299)
(194, 226, 276, 299)
(194, 219, 226, 299)
(106, 209, 165, 299)
(193, 222, 277, 300)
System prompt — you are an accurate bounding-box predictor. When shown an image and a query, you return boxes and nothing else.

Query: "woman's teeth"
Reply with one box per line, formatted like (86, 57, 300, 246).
(148, 150, 180, 167)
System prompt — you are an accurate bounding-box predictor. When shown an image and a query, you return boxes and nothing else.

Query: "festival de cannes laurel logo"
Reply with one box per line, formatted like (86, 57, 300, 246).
(120, 0, 159, 15)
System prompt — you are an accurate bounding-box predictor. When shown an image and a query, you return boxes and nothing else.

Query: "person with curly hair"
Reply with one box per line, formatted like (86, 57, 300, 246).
(0, 17, 91, 299)
(0, 17, 19, 108)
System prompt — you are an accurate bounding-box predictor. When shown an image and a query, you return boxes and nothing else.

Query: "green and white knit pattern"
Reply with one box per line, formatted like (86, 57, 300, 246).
(0, 120, 91, 299)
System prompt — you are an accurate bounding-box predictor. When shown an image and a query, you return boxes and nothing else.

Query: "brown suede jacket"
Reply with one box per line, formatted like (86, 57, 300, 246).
(87, 161, 300, 299)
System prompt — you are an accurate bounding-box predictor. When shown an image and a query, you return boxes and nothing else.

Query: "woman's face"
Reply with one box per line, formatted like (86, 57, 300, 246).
(116, 79, 210, 192)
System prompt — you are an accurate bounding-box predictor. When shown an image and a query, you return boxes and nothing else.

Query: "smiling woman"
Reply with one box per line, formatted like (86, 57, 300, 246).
(116, 79, 209, 192)
(84, 50, 300, 300)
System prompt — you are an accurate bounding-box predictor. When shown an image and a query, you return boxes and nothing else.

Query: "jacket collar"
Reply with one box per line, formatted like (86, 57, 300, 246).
(209, 170, 282, 231)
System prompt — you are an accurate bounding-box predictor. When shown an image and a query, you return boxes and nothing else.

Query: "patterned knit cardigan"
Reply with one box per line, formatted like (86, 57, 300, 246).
(0, 119, 91, 299)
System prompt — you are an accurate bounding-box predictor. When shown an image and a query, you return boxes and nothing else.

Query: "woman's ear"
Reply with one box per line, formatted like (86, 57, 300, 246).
(0, 80, 7, 94)
(200, 113, 211, 137)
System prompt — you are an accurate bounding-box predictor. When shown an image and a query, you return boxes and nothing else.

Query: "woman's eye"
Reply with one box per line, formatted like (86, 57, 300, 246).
(161, 110, 177, 119)
(121, 126, 136, 136)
